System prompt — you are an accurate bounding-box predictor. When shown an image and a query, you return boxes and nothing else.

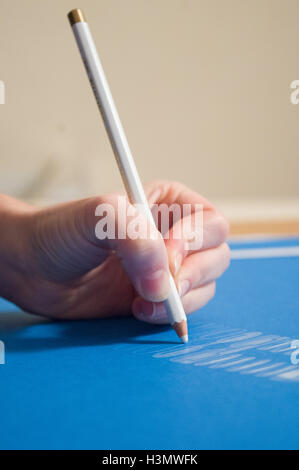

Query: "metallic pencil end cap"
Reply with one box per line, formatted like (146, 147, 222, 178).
(68, 8, 86, 26)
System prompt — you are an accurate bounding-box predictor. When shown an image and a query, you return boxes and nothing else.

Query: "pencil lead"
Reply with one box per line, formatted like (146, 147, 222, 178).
(181, 334, 188, 344)
(173, 319, 188, 343)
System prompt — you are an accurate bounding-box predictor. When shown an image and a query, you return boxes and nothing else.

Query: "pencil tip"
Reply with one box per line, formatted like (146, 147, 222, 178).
(173, 319, 188, 343)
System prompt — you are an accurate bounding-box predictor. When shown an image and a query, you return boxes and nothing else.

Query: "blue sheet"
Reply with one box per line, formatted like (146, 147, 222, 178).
(0, 237, 298, 449)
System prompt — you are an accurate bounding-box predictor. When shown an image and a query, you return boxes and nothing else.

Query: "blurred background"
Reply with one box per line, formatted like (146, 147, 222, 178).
(0, 0, 298, 234)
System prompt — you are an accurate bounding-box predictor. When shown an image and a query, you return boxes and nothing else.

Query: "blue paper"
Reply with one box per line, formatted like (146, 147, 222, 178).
(0, 237, 298, 449)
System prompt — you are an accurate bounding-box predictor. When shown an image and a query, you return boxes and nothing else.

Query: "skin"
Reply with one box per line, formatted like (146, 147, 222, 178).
(0, 180, 230, 324)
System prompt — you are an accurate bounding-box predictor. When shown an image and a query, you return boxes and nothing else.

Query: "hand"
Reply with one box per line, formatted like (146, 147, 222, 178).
(132, 181, 230, 324)
(0, 181, 230, 323)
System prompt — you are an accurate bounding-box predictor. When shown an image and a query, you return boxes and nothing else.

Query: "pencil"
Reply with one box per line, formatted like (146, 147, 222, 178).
(68, 8, 188, 343)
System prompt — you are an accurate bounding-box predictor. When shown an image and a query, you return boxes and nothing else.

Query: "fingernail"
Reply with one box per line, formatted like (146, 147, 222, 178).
(173, 253, 182, 275)
(133, 298, 154, 318)
(178, 279, 190, 297)
(134, 302, 168, 324)
(137, 269, 170, 302)
(136, 303, 156, 322)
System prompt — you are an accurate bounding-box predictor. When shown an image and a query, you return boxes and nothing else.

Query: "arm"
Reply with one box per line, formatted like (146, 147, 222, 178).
(0, 194, 36, 304)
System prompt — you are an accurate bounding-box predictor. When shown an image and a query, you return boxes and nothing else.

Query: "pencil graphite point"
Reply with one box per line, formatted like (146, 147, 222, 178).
(68, 8, 86, 25)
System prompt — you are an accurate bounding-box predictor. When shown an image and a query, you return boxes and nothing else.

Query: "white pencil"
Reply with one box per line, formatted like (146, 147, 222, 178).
(68, 8, 188, 343)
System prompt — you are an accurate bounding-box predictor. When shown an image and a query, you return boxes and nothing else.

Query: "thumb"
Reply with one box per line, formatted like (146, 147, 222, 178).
(34, 195, 171, 302)
(91, 194, 171, 302)
(33, 197, 110, 281)
(114, 226, 171, 303)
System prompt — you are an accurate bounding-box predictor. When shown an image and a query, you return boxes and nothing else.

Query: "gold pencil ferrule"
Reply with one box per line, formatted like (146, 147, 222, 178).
(68, 8, 86, 26)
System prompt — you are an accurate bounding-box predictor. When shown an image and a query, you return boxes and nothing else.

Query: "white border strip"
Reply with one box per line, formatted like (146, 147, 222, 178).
(229, 234, 299, 243)
(231, 246, 299, 259)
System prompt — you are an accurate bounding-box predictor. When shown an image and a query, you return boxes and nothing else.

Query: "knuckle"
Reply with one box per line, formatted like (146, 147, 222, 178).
(124, 235, 168, 269)
(214, 211, 230, 242)
(145, 180, 185, 200)
(139, 238, 167, 264)
(84, 195, 112, 222)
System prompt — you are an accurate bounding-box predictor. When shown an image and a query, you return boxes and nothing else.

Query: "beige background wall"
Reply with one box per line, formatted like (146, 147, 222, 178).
(0, 0, 298, 219)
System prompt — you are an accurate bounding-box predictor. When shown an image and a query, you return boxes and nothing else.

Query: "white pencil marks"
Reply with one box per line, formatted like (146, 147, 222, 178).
(153, 322, 299, 383)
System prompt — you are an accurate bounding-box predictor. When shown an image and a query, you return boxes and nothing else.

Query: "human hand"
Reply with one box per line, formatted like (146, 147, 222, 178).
(0, 181, 230, 323)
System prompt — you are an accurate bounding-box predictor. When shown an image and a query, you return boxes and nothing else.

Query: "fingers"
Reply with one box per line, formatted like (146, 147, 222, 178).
(200, 210, 230, 251)
(114, 233, 170, 303)
(132, 281, 216, 324)
(165, 210, 229, 277)
(34, 194, 171, 303)
(132, 242, 230, 326)
(182, 282, 216, 315)
(144, 180, 215, 211)
(146, 182, 229, 275)
(84, 195, 171, 302)
(82, 188, 228, 305)
(129, 182, 229, 325)
(34, 180, 228, 316)
(82, 184, 229, 303)
(176, 243, 230, 294)
(33, 198, 111, 281)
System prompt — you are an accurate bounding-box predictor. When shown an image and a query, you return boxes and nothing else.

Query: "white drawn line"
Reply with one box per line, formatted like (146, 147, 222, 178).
(230, 246, 299, 259)
(194, 354, 241, 366)
(152, 321, 299, 383)
(271, 368, 299, 381)
(228, 359, 270, 372)
(210, 356, 256, 369)
(242, 362, 284, 375)
(277, 369, 299, 381)
(197, 354, 241, 366)
(259, 339, 291, 351)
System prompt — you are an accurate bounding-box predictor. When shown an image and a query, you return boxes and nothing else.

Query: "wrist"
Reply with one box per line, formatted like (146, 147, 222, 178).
(0, 194, 37, 302)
